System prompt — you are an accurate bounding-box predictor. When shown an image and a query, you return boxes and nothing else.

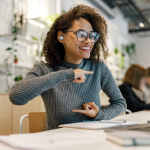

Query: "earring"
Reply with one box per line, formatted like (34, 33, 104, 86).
(59, 35, 64, 40)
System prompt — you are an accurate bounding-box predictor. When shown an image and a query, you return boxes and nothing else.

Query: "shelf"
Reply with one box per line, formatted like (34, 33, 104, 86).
(14, 64, 32, 70)
(0, 34, 38, 45)
(0, 64, 32, 70)
(28, 17, 49, 27)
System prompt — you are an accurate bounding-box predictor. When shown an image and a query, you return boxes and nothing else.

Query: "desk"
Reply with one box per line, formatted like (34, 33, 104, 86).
(111, 110, 150, 123)
(1, 110, 150, 150)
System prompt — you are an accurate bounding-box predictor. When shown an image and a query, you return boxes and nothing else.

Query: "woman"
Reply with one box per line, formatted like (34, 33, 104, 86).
(119, 64, 150, 112)
(141, 67, 150, 104)
(9, 5, 126, 130)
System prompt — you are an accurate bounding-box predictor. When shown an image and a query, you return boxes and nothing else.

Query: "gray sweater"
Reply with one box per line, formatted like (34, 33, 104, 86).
(9, 59, 127, 130)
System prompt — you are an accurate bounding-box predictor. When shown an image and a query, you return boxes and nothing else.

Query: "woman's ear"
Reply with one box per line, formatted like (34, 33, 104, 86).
(57, 31, 65, 43)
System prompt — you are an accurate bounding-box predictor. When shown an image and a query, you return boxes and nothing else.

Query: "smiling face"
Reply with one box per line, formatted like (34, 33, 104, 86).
(58, 18, 95, 64)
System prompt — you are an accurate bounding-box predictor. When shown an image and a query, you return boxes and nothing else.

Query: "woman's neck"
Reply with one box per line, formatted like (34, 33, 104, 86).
(64, 56, 83, 65)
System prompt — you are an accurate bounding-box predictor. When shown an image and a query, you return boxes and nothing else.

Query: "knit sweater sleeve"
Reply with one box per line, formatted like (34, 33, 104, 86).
(9, 63, 75, 105)
(94, 62, 127, 120)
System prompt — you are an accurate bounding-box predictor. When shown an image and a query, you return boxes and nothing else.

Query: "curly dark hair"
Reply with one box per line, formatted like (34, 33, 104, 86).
(42, 4, 108, 67)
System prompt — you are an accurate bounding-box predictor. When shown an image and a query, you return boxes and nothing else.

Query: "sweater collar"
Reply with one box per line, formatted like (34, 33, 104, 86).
(60, 59, 85, 69)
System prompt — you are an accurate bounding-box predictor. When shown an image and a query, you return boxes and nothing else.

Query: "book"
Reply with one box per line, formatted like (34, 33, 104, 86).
(58, 121, 138, 130)
(107, 130, 150, 146)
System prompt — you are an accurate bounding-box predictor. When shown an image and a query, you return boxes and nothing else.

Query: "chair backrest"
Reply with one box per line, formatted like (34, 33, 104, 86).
(20, 112, 46, 133)
(28, 112, 46, 133)
(125, 109, 132, 114)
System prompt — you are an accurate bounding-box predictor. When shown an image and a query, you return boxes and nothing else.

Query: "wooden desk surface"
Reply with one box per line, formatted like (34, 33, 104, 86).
(0, 110, 150, 150)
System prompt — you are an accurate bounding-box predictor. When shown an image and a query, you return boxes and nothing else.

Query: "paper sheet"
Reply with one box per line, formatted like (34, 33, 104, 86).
(0, 130, 107, 149)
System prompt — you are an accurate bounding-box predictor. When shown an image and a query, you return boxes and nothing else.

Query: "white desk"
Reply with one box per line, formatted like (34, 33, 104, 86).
(111, 110, 150, 124)
(0, 110, 150, 150)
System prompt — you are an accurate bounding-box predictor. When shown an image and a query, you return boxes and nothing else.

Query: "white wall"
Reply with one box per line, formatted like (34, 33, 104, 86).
(131, 32, 150, 68)
(109, 7, 128, 34)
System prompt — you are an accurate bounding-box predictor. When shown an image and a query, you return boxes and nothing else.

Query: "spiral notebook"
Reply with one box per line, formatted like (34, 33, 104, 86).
(58, 121, 139, 130)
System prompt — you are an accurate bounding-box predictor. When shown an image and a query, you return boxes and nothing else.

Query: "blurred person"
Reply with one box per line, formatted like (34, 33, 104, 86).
(119, 64, 150, 112)
(141, 67, 150, 104)
(9, 5, 126, 130)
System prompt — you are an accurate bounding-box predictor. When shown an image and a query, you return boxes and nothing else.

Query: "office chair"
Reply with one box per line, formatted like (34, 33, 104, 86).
(125, 109, 132, 114)
(20, 112, 46, 134)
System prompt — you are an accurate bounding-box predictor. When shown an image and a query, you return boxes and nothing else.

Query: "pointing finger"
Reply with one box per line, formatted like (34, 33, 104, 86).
(72, 109, 87, 114)
(82, 70, 94, 74)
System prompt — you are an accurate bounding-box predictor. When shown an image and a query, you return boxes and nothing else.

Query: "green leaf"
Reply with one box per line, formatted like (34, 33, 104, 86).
(4, 58, 8, 62)
(12, 26, 17, 33)
(14, 77, 19, 82)
(19, 75, 23, 80)
(14, 75, 23, 82)
(114, 48, 118, 54)
(13, 37, 17, 41)
(126, 45, 130, 54)
(6, 47, 12, 51)
(45, 14, 60, 26)
(14, 55, 18, 59)
(31, 36, 38, 41)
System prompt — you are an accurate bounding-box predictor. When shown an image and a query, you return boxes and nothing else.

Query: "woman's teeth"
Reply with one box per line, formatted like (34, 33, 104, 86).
(80, 47, 90, 49)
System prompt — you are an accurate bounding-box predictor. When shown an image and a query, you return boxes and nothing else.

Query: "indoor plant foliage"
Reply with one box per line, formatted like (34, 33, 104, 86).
(14, 55, 18, 63)
(5, 11, 26, 64)
(121, 43, 136, 64)
(14, 75, 23, 82)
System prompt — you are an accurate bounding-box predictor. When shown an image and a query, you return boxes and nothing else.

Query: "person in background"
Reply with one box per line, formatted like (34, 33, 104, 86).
(9, 4, 126, 130)
(119, 64, 150, 112)
(141, 67, 150, 104)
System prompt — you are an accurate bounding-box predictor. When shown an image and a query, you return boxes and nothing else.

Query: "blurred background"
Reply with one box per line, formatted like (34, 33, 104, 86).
(0, 0, 150, 135)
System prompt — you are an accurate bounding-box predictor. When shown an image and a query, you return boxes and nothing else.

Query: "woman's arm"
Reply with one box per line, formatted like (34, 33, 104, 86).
(94, 62, 127, 120)
(9, 63, 74, 105)
(119, 83, 150, 112)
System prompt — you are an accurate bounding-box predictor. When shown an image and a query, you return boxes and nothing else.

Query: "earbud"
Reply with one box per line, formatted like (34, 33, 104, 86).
(59, 35, 64, 40)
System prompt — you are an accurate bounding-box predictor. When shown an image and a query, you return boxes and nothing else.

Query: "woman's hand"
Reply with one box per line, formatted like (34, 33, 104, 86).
(73, 69, 93, 84)
(72, 102, 99, 118)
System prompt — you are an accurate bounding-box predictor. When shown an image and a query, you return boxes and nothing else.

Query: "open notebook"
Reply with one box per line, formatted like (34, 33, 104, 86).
(58, 121, 139, 130)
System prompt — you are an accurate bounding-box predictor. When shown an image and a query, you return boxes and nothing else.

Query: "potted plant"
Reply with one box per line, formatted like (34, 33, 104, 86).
(14, 55, 18, 63)
(14, 11, 27, 36)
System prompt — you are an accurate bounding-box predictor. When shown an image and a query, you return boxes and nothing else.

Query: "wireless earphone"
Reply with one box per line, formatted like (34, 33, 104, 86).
(59, 35, 64, 40)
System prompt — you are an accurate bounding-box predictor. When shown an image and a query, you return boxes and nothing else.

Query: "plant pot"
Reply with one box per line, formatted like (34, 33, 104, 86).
(14, 59, 18, 63)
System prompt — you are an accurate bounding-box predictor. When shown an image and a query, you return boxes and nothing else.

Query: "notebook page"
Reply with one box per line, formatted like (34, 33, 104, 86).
(59, 122, 119, 129)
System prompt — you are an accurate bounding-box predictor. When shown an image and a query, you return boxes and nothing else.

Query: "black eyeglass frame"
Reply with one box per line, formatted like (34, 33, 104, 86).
(64, 30, 100, 43)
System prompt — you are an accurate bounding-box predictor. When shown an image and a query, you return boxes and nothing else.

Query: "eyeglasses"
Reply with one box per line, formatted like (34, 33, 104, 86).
(64, 30, 100, 43)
